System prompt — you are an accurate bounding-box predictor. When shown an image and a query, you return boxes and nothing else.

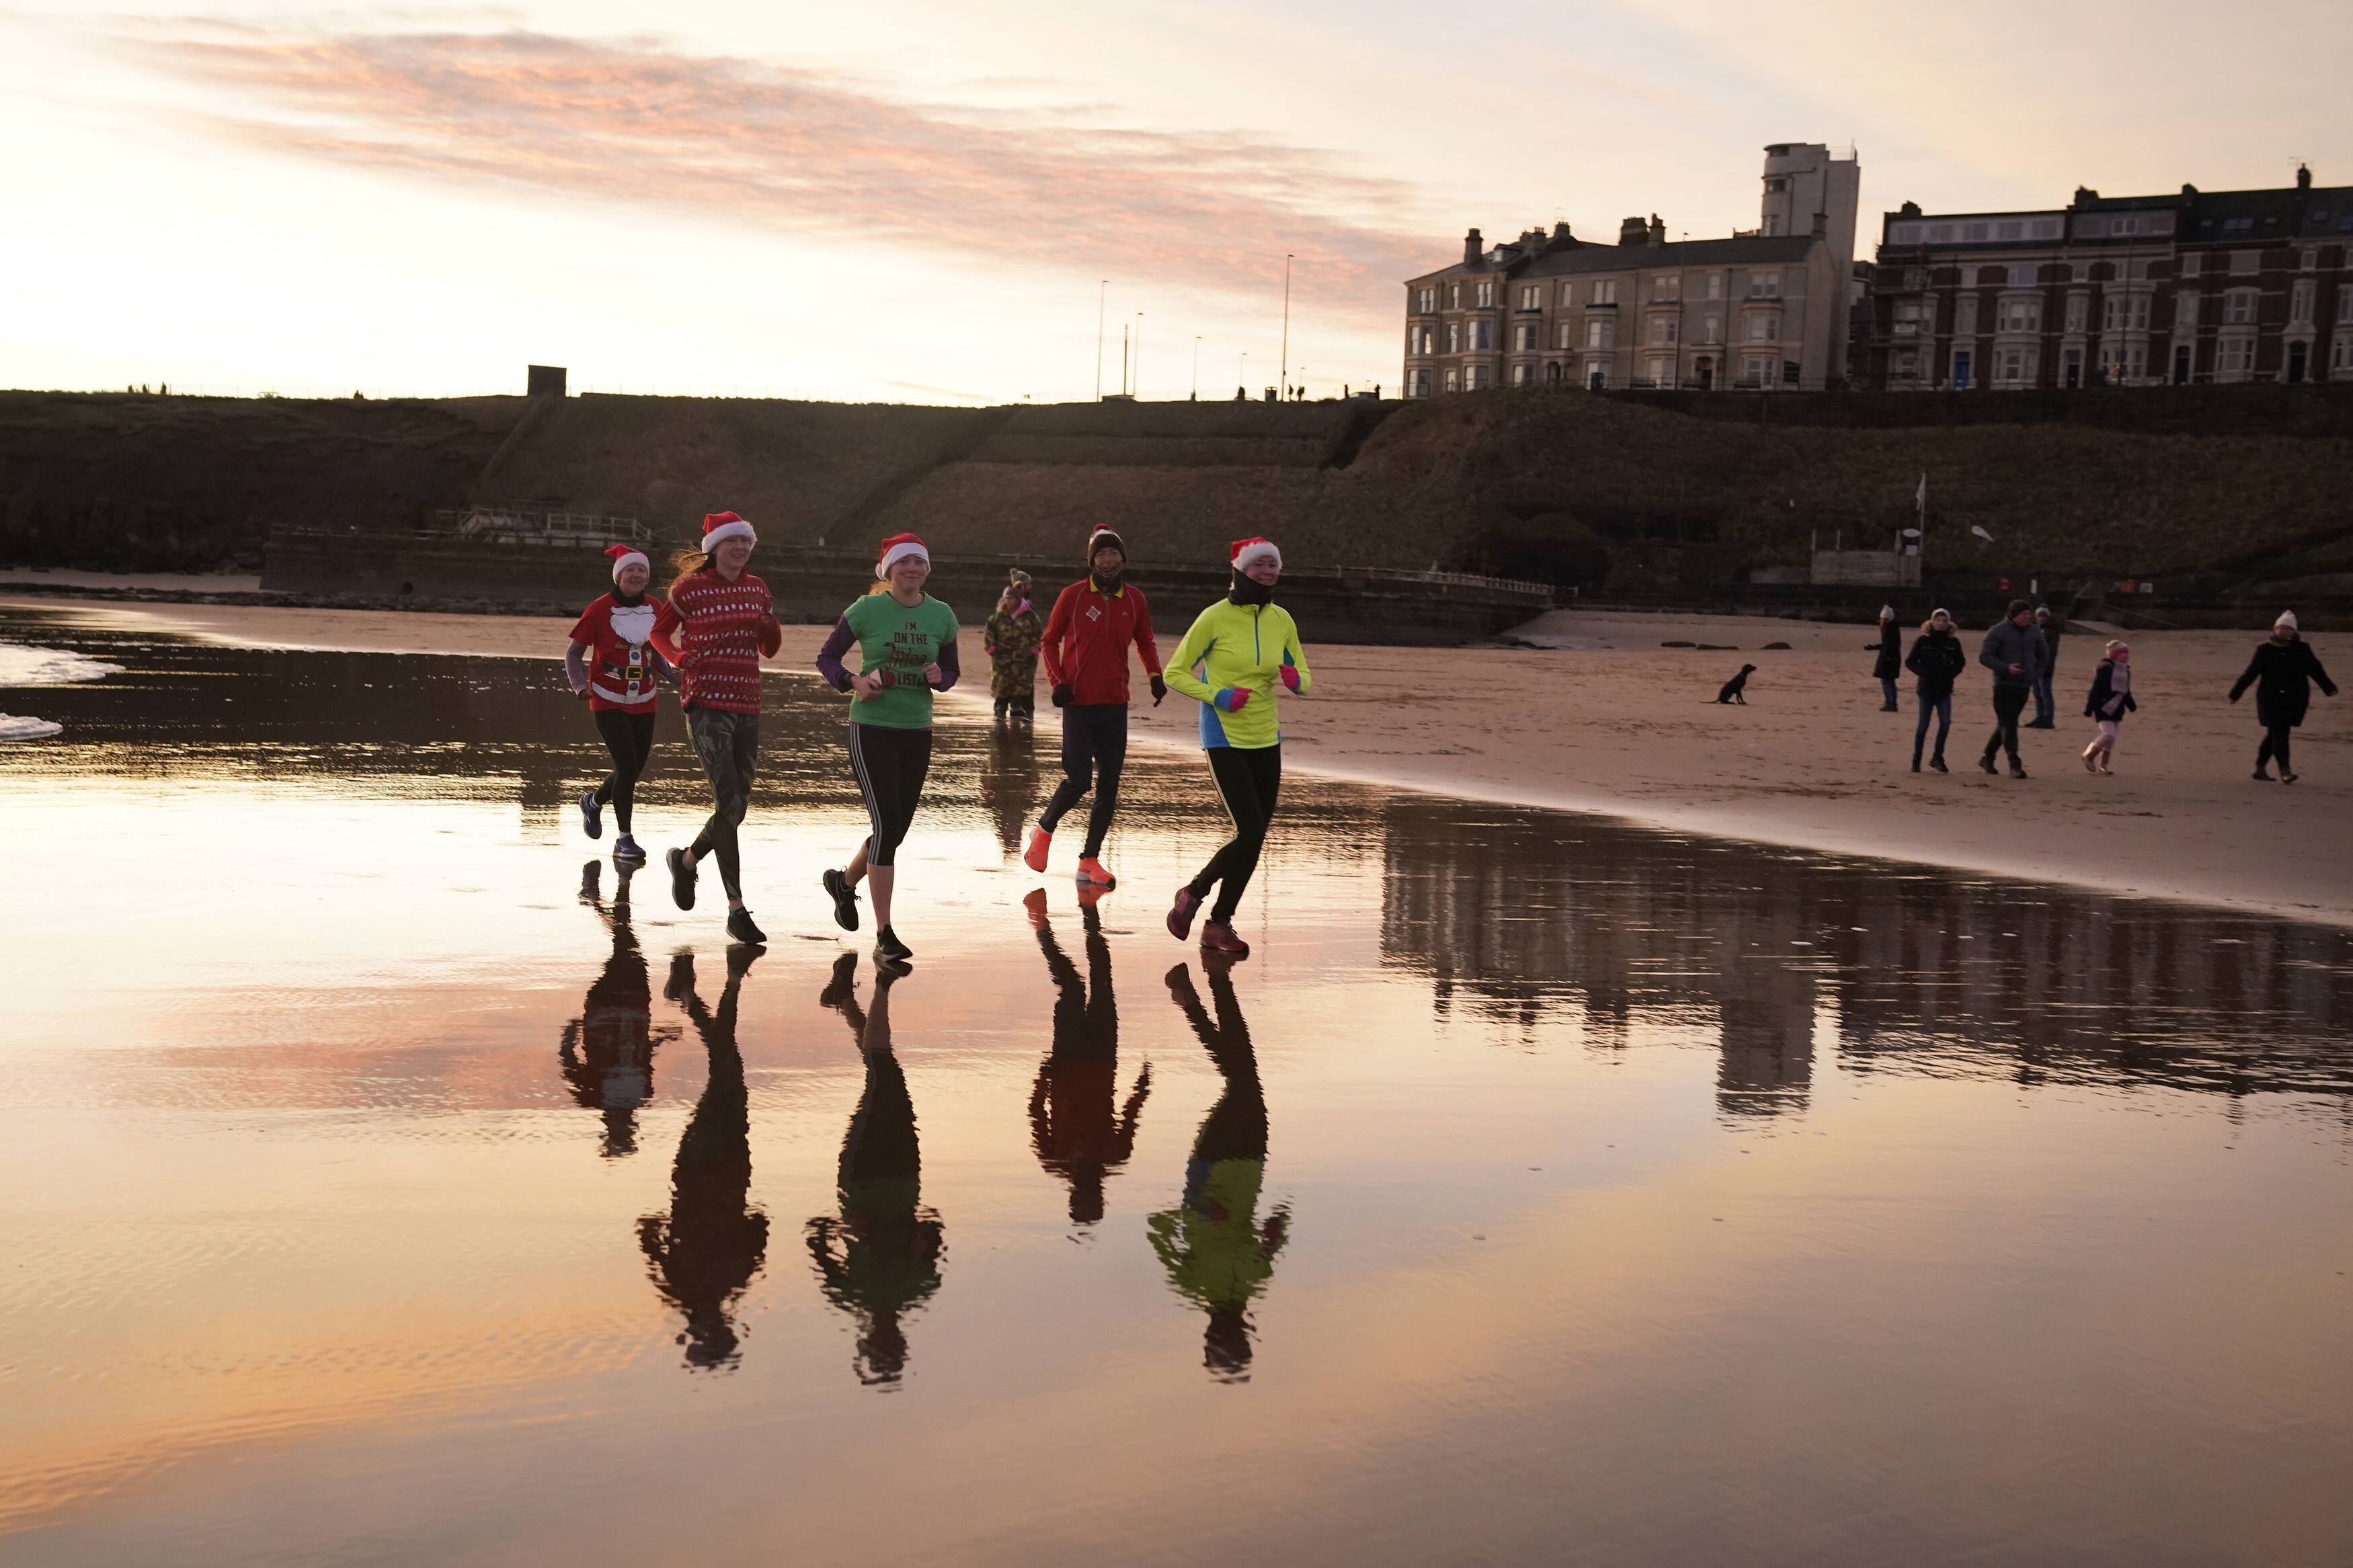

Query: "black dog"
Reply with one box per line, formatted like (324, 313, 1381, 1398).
(1716, 664, 1757, 704)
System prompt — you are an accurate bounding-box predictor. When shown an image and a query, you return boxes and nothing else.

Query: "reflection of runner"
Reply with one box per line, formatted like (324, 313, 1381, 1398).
(807, 954, 945, 1388)
(637, 947, 770, 1370)
(567, 543, 670, 864)
(559, 861, 680, 1158)
(980, 725, 1042, 858)
(1029, 897, 1151, 1226)
(1147, 959, 1288, 1382)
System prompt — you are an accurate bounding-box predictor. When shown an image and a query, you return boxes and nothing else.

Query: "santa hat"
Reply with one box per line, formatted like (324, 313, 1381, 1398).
(1088, 527, 1127, 561)
(2276, 610, 2299, 632)
(605, 542, 649, 583)
(1230, 536, 1281, 573)
(701, 511, 756, 550)
(875, 532, 929, 578)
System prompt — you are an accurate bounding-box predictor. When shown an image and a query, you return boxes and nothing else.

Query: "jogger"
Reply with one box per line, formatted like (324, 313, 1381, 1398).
(567, 542, 670, 862)
(1162, 536, 1312, 960)
(817, 533, 960, 963)
(1027, 527, 1165, 889)
(649, 510, 782, 945)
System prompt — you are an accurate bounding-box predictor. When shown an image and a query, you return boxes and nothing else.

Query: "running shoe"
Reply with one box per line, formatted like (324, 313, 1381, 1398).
(2282, 771, 2299, 785)
(1023, 887, 1050, 928)
(2010, 764, 2029, 780)
(1076, 856, 1116, 889)
(612, 834, 647, 864)
(726, 908, 767, 945)
(1199, 921, 1250, 958)
(1023, 826, 1052, 874)
(667, 847, 696, 910)
(820, 952, 859, 1009)
(1166, 886, 1202, 941)
(578, 860, 600, 904)
(1929, 757, 1948, 773)
(873, 954, 914, 981)
(1978, 755, 1999, 776)
(2253, 769, 2275, 781)
(579, 788, 603, 840)
(822, 867, 861, 932)
(874, 925, 914, 964)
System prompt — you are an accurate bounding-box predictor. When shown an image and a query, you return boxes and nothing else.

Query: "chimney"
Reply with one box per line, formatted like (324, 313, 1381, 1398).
(2072, 185, 2099, 207)
(2297, 163, 2312, 191)
(1552, 220, 1574, 243)
(1619, 215, 1648, 246)
(1898, 200, 1921, 217)
(1648, 214, 1665, 246)
(1811, 211, 1827, 238)
(2180, 183, 2198, 198)
(1464, 227, 1483, 265)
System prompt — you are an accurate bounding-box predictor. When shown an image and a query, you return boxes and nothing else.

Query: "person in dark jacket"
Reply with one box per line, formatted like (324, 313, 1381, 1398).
(2081, 639, 2137, 774)
(1978, 599, 2042, 778)
(2230, 611, 2336, 783)
(1904, 608, 1968, 772)
(1868, 605, 1903, 710)
(2029, 605, 2065, 728)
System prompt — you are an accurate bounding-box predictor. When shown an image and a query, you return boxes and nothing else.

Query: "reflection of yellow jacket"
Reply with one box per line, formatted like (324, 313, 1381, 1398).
(1146, 1160, 1287, 1311)
(1163, 600, 1312, 749)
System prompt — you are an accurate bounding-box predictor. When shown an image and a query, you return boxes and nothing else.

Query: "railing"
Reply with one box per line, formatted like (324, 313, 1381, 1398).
(432, 507, 649, 545)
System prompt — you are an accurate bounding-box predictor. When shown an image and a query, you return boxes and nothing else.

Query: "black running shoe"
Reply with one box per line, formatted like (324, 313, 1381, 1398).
(667, 848, 696, 910)
(726, 908, 767, 945)
(873, 954, 914, 981)
(2010, 764, 2029, 780)
(1929, 756, 1948, 773)
(1979, 755, 1999, 776)
(823, 867, 861, 932)
(874, 924, 913, 963)
(819, 951, 858, 1009)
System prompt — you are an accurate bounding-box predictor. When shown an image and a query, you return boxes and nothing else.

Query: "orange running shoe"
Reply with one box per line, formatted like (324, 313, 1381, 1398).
(1023, 826, 1051, 873)
(1076, 856, 1116, 889)
(1199, 921, 1250, 958)
(1022, 887, 1050, 928)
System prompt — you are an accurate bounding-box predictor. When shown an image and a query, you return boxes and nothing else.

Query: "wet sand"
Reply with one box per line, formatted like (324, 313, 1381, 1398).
(9, 594, 2346, 923)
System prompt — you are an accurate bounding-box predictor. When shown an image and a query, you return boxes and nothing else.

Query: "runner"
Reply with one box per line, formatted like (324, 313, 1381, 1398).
(815, 533, 961, 964)
(1023, 527, 1166, 890)
(1160, 537, 1312, 959)
(567, 542, 670, 864)
(648, 511, 782, 946)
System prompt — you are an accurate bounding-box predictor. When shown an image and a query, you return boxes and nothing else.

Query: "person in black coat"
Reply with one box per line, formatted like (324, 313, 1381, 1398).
(1903, 608, 1968, 772)
(2229, 611, 2337, 783)
(1868, 606, 1903, 711)
(2081, 639, 2137, 774)
(2029, 606, 2064, 728)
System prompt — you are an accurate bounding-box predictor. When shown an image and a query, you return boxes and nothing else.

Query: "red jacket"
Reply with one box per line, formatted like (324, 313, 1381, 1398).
(1041, 579, 1161, 706)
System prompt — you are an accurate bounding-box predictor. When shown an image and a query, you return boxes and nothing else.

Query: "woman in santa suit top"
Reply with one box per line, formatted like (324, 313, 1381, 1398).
(567, 542, 670, 866)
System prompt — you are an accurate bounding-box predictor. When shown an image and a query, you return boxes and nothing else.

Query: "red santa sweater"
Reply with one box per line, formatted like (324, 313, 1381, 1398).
(650, 570, 781, 714)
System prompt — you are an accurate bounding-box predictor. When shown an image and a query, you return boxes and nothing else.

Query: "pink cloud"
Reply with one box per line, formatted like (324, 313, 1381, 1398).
(116, 22, 1430, 313)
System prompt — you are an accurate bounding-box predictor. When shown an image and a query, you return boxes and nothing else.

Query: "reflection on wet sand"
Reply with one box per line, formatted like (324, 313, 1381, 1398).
(1029, 897, 1151, 1227)
(1149, 960, 1288, 1383)
(637, 950, 770, 1370)
(559, 862, 678, 1157)
(980, 726, 1042, 858)
(807, 956, 946, 1388)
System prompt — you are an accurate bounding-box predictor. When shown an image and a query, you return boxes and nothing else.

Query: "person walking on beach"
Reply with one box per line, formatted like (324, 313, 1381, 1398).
(2081, 639, 2137, 774)
(1024, 527, 1166, 891)
(1978, 598, 2043, 779)
(983, 570, 1043, 726)
(1162, 537, 1312, 959)
(1904, 607, 1967, 773)
(649, 512, 783, 944)
(1868, 605, 1903, 712)
(2231, 611, 2337, 784)
(2029, 605, 2065, 728)
(567, 542, 670, 864)
(815, 534, 960, 964)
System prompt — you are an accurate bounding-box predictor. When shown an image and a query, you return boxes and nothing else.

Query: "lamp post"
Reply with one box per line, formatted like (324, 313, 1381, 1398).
(1240, 350, 1248, 397)
(1192, 335, 1201, 400)
(1279, 254, 1294, 401)
(1134, 312, 1144, 398)
(1096, 280, 1107, 401)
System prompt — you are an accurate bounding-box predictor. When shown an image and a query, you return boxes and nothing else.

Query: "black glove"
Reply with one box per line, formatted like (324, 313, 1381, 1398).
(1150, 674, 1168, 706)
(1051, 683, 1074, 708)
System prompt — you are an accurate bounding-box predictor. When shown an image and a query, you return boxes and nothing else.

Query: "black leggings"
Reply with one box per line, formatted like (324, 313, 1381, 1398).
(1039, 704, 1129, 858)
(1190, 745, 1282, 923)
(2258, 723, 2295, 773)
(850, 723, 932, 868)
(592, 708, 657, 833)
(687, 707, 760, 901)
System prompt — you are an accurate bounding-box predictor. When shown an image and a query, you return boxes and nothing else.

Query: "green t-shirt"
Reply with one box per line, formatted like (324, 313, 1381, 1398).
(843, 591, 960, 729)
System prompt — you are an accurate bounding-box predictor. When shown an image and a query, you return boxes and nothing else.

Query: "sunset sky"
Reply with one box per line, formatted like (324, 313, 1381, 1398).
(4, 1, 2344, 405)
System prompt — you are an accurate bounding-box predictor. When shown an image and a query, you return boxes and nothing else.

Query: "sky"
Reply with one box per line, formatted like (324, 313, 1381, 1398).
(3, 1, 2346, 405)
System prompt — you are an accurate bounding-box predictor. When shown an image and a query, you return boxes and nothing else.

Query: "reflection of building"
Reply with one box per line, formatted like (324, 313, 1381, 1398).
(1865, 165, 2352, 389)
(1402, 143, 1860, 396)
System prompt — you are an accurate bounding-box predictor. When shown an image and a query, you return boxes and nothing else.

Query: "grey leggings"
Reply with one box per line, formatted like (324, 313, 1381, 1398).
(687, 707, 760, 900)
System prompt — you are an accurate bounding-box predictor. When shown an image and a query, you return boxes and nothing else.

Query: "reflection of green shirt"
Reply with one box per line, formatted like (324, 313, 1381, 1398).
(1146, 1159, 1285, 1311)
(844, 592, 960, 729)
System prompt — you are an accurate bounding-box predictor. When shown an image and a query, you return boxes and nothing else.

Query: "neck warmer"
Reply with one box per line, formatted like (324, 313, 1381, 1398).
(611, 587, 646, 608)
(1228, 573, 1273, 607)
(1090, 571, 1123, 595)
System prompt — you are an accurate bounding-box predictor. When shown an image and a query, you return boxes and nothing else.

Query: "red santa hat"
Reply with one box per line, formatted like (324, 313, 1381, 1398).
(700, 511, 756, 550)
(875, 532, 929, 578)
(605, 542, 649, 583)
(1230, 536, 1281, 573)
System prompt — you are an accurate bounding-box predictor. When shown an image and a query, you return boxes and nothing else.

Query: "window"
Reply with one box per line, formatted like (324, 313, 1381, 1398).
(1928, 224, 1955, 243)
(1646, 356, 1671, 384)
(1954, 296, 1979, 335)
(1707, 273, 1724, 300)
(1445, 323, 1460, 354)
(1702, 314, 1721, 343)
(1996, 347, 2035, 385)
(2065, 295, 2088, 333)
(1519, 284, 1540, 309)
(2290, 280, 2315, 325)
(1997, 220, 2023, 241)
(1472, 319, 1492, 351)
(1443, 368, 1460, 393)
(1448, 284, 1461, 308)
(1466, 364, 1490, 389)
(2301, 247, 2320, 272)
(2217, 337, 2254, 378)
(1585, 362, 1609, 390)
(1592, 280, 1618, 305)
(1560, 283, 1577, 306)
(1977, 266, 2003, 286)
(1555, 321, 1574, 349)
(2008, 264, 2038, 287)
(2101, 294, 2149, 331)
(2224, 289, 2258, 325)
(1889, 222, 1922, 244)
(1747, 312, 1779, 341)
(2180, 254, 2202, 278)
(1475, 280, 1495, 307)
(2342, 290, 2353, 323)
(2333, 337, 2353, 374)
(1765, 177, 1788, 192)
(1513, 322, 1536, 352)
(1412, 325, 1435, 354)
(1585, 318, 1615, 349)
(1748, 271, 1782, 299)
(1512, 362, 1533, 386)
(1903, 267, 1928, 290)
(2071, 261, 2091, 283)
(1964, 222, 1989, 242)
(1648, 315, 1677, 345)
(1407, 368, 1431, 397)
(1997, 299, 2040, 332)
(2233, 250, 2260, 276)
(2174, 295, 2198, 329)
(1417, 287, 1435, 313)
(1743, 354, 1773, 383)
(1653, 275, 1681, 302)
(2033, 218, 2063, 239)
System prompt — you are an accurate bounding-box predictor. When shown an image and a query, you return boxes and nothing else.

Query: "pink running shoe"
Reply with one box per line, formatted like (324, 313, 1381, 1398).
(1199, 921, 1250, 958)
(1023, 826, 1051, 873)
(1166, 886, 1201, 941)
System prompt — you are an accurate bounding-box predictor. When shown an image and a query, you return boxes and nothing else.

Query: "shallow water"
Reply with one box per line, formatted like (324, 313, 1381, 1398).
(5, 603, 2351, 1566)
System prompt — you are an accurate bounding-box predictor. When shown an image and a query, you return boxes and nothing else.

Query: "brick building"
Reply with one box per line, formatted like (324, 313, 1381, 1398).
(1402, 144, 1860, 397)
(1863, 165, 2352, 390)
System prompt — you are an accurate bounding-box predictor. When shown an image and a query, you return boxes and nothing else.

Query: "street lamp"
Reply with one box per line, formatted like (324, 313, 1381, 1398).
(1240, 350, 1248, 398)
(1192, 335, 1201, 401)
(1134, 312, 1144, 398)
(1096, 280, 1107, 401)
(1279, 253, 1294, 401)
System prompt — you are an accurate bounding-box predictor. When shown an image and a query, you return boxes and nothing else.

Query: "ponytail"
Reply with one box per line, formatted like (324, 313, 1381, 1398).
(669, 548, 711, 595)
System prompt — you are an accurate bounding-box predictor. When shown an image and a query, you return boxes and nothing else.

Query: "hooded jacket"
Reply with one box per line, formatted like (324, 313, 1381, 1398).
(1905, 626, 1968, 700)
(1979, 618, 2046, 689)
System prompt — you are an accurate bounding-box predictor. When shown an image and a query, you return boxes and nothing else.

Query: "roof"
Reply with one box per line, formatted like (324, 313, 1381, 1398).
(1408, 232, 1817, 285)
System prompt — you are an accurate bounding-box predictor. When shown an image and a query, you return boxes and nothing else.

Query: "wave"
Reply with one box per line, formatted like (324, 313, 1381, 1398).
(0, 644, 126, 686)
(0, 714, 64, 741)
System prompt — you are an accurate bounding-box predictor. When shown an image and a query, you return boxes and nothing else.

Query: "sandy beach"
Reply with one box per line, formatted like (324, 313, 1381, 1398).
(10, 593, 2346, 923)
